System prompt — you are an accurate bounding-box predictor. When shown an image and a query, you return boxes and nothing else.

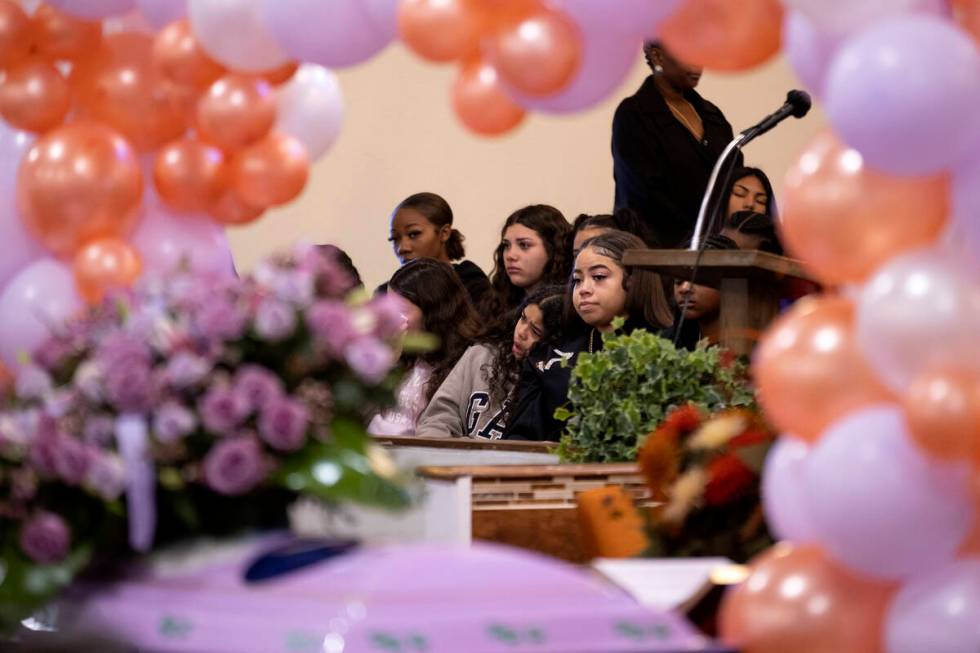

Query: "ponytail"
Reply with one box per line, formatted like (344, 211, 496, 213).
(445, 228, 466, 261)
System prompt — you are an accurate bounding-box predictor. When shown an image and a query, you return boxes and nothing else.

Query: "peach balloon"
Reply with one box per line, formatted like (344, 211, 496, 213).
(782, 130, 949, 285)
(0, 0, 31, 69)
(720, 544, 895, 653)
(753, 295, 893, 442)
(152, 18, 224, 91)
(72, 236, 142, 304)
(230, 132, 308, 208)
(904, 367, 980, 461)
(208, 188, 264, 226)
(153, 138, 227, 213)
(486, 8, 582, 97)
(398, 0, 484, 62)
(260, 60, 298, 86)
(0, 59, 71, 132)
(71, 32, 188, 151)
(32, 3, 102, 62)
(452, 58, 526, 136)
(659, 0, 782, 71)
(196, 74, 276, 152)
(953, 0, 980, 44)
(18, 121, 143, 257)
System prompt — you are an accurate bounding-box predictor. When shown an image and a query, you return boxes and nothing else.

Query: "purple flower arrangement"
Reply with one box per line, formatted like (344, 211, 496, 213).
(0, 243, 412, 630)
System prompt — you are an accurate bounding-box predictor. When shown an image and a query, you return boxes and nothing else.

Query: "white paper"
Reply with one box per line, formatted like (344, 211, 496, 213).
(592, 557, 736, 611)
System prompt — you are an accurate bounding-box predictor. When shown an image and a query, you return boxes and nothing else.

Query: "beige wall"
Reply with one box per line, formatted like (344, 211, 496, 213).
(228, 45, 826, 289)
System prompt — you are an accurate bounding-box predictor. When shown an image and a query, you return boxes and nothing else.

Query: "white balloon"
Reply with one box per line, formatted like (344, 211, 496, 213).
(276, 65, 345, 161)
(188, 0, 289, 73)
(783, 0, 944, 34)
(856, 248, 980, 393)
(0, 258, 82, 369)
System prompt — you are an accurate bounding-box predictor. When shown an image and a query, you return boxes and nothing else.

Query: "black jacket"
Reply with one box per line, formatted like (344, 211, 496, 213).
(452, 260, 491, 308)
(502, 318, 660, 442)
(612, 76, 739, 249)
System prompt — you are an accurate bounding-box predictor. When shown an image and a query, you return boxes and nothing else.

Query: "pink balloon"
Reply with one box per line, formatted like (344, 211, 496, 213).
(762, 437, 817, 543)
(136, 0, 187, 28)
(0, 258, 83, 368)
(784, 11, 842, 97)
(555, 0, 681, 37)
(131, 196, 235, 278)
(259, 0, 391, 69)
(0, 122, 42, 291)
(46, 0, 136, 19)
(805, 406, 973, 580)
(512, 29, 639, 114)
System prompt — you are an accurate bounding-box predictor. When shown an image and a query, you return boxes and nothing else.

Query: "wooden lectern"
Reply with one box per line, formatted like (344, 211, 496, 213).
(623, 249, 815, 356)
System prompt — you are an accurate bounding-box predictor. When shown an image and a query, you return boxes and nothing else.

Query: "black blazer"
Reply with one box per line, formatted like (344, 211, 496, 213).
(612, 76, 739, 249)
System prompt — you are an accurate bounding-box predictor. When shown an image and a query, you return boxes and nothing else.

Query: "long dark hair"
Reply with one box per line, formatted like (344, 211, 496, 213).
(569, 206, 660, 254)
(394, 192, 466, 261)
(724, 210, 783, 255)
(727, 167, 778, 219)
(571, 230, 673, 330)
(388, 258, 480, 402)
(483, 204, 571, 317)
(482, 284, 565, 407)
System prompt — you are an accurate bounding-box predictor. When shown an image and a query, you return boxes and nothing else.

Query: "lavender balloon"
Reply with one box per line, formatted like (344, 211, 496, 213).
(132, 198, 235, 278)
(0, 123, 42, 290)
(188, 0, 289, 72)
(783, 0, 943, 34)
(555, 0, 681, 37)
(885, 559, 980, 653)
(276, 65, 345, 161)
(0, 258, 82, 368)
(47, 0, 135, 19)
(805, 406, 973, 580)
(260, 0, 391, 69)
(136, 0, 187, 28)
(761, 437, 817, 543)
(361, 0, 400, 42)
(825, 15, 980, 175)
(947, 151, 980, 274)
(784, 11, 842, 97)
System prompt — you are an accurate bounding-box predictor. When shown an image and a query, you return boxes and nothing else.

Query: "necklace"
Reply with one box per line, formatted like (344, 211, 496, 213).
(588, 328, 596, 354)
(666, 99, 703, 140)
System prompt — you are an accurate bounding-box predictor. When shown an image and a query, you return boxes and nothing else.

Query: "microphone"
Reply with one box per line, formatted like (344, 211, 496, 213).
(740, 90, 812, 140)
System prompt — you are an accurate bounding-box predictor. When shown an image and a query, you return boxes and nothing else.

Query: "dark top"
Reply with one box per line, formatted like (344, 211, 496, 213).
(502, 317, 658, 442)
(612, 76, 739, 249)
(375, 259, 491, 308)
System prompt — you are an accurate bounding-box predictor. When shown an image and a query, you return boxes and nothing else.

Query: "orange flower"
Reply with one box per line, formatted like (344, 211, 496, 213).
(638, 427, 681, 502)
(663, 403, 705, 434)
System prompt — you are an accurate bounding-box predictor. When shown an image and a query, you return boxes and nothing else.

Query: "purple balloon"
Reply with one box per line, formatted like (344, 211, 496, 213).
(131, 197, 235, 278)
(885, 559, 980, 653)
(46, 0, 136, 19)
(260, 0, 391, 69)
(825, 15, 980, 175)
(555, 0, 681, 38)
(512, 30, 639, 114)
(361, 0, 399, 42)
(136, 0, 187, 28)
(761, 437, 817, 543)
(784, 11, 842, 97)
(0, 123, 42, 290)
(805, 406, 973, 580)
(948, 150, 980, 273)
(0, 258, 82, 368)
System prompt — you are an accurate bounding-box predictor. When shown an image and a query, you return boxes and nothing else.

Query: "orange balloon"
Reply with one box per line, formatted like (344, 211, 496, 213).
(154, 138, 228, 213)
(259, 60, 298, 85)
(452, 58, 526, 136)
(31, 3, 102, 62)
(208, 188, 265, 226)
(196, 74, 276, 152)
(720, 544, 895, 653)
(230, 132, 308, 208)
(486, 8, 581, 97)
(659, 0, 782, 71)
(72, 237, 142, 304)
(0, 0, 31, 68)
(71, 32, 188, 151)
(398, 0, 484, 62)
(470, 0, 540, 31)
(753, 295, 893, 442)
(953, 0, 980, 44)
(18, 121, 143, 258)
(0, 58, 71, 132)
(782, 130, 949, 285)
(152, 18, 224, 91)
(904, 367, 980, 461)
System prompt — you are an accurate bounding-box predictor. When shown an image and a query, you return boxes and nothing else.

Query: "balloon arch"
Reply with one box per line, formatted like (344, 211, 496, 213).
(0, 1, 979, 651)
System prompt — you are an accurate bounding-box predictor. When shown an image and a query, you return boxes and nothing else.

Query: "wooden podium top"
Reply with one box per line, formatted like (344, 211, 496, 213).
(623, 248, 813, 286)
(373, 434, 557, 453)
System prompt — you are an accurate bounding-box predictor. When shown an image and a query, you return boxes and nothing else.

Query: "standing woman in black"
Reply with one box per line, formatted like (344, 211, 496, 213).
(612, 41, 740, 249)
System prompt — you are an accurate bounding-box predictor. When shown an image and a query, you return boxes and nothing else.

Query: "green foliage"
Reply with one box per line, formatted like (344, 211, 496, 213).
(557, 331, 755, 463)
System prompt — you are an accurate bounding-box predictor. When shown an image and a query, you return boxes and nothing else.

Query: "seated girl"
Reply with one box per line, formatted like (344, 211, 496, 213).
(416, 284, 565, 439)
(368, 258, 480, 436)
(726, 167, 777, 219)
(386, 192, 491, 306)
(481, 205, 571, 319)
(503, 231, 673, 441)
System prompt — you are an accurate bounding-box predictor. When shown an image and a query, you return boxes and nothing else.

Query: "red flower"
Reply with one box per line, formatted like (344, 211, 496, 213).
(703, 454, 756, 506)
(663, 403, 704, 434)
